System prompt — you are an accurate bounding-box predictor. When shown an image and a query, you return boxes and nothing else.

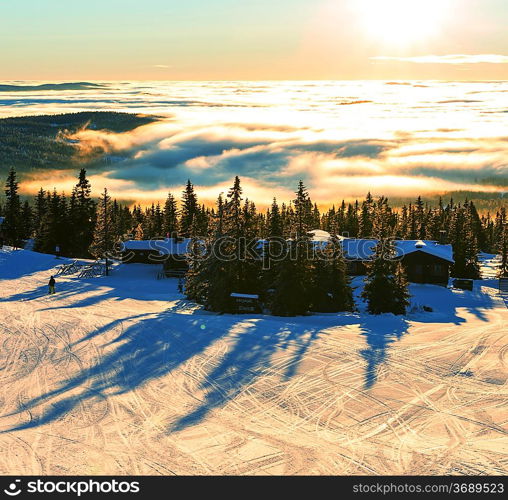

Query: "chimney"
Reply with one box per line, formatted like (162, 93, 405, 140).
(439, 230, 447, 245)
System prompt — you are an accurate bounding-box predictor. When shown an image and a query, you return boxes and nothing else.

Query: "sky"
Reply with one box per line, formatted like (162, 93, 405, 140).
(1, 0, 508, 80)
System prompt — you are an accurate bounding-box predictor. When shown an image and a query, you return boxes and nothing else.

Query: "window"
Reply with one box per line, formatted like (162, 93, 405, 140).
(434, 264, 443, 275)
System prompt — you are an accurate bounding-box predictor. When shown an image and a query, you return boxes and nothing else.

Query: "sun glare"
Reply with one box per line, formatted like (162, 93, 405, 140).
(352, 0, 453, 46)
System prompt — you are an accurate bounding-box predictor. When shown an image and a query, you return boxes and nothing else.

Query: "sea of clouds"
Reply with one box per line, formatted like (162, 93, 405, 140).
(1, 80, 507, 205)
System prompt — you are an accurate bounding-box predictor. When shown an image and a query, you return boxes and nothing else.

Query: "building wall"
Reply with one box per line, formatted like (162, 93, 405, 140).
(121, 250, 162, 264)
(401, 252, 450, 285)
(346, 252, 450, 285)
(162, 256, 189, 270)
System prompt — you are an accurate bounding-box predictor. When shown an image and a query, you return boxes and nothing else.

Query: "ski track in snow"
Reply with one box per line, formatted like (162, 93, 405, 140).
(0, 247, 507, 475)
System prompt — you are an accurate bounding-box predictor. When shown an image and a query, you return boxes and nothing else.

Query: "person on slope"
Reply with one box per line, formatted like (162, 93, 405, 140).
(48, 276, 56, 295)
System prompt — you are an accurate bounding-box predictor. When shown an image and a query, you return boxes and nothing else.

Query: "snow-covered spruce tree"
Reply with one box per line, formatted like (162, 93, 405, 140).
(268, 181, 313, 316)
(361, 239, 410, 315)
(3, 167, 22, 247)
(185, 178, 261, 312)
(393, 261, 411, 315)
(310, 235, 355, 313)
(185, 192, 233, 311)
(89, 188, 115, 274)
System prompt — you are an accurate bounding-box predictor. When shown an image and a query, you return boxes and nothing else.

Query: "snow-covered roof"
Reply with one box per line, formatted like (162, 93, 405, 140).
(120, 238, 193, 255)
(120, 240, 163, 251)
(395, 240, 454, 263)
(338, 237, 454, 263)
(309, 229, 331, 241)
(157, 238, 193, 255)
(339, 238, 378, 260)
(121, 236, 453, 262)
(230, 293, 259, 299)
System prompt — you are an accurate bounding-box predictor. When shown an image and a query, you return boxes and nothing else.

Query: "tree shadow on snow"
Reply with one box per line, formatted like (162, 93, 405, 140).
(169, 318, 329, 432)
(358, 315, 410, 390)
(1, 311, 232, 432)
(1, 281, 500, 435)
(2, 311, 327, 434)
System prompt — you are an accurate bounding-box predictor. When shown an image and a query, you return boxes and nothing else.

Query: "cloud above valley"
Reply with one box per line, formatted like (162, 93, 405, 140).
(6, 80, 508, 206)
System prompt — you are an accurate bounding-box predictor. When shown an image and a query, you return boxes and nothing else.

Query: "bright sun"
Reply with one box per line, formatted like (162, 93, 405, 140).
(352, 0, 453, 46)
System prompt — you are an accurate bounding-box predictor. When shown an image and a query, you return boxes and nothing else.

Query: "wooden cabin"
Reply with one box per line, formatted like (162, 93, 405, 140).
(308, 231, 454, 286)
(339, 236, 454, 285)
(400, 242, 453, 285)
(119, 238, 194, 276)
(158, 237, 192, 277)
(119, 240, 165, 264)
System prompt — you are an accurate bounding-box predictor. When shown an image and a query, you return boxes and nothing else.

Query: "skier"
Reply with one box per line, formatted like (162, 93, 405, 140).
(48, 276, 56, 295)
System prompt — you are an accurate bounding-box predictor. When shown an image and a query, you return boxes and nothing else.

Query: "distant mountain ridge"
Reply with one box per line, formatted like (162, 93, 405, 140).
(0, 82, 106, 92)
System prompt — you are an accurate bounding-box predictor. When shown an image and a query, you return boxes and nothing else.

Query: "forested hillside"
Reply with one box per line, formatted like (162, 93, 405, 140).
(0, 111, 159, 170)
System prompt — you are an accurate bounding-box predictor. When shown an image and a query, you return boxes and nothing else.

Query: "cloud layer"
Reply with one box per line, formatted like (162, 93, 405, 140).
(372, 54, 508, 64)
(1, 80, 507, 205)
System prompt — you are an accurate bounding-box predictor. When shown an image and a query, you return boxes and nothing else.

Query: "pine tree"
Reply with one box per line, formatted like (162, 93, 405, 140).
(359, 192, 374, 238)
(372, 196, 393, 239)
(362, 239, 410, 315)
(414, 196, 426, 239)
(268, 198, 282, 237)
(310, 235, 355, 312)
(3, 167, 22, 247)
(153, 202, 164, 237)
(163, 192, 179, 237)
(393, 262, 411, 315)
(89, 188, 114, 275)
(185, 177, 260, 312)
(20, 200, 33, 241)
(269, 181, 313, 315)
(463, 203, 481, 279)
(344, 202, 359, 237)
(450, 203, 480, 279)
(33, 188, 47, 246)
(35, 190, 69, 255)
(180, 180, 198, 238)
(406, 203, 417, 239)
(185, 193, 230, 310)
(499, 221, 508, 278)
(268, 239, 310, 316)
(133, 223, 144, 240)
(114, 204, 133, 239)
(74, 169, 95, 257)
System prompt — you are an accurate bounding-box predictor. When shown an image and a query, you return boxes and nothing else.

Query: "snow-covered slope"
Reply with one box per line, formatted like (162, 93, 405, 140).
(0, 248, 506, 475)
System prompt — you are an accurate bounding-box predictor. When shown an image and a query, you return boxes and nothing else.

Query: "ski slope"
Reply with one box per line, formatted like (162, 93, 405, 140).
(0, 248, 506, 475)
